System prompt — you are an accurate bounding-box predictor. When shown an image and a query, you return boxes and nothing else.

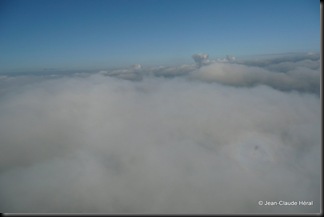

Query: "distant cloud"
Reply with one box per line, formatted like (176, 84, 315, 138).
(189, 61, 320, 93)
(192, 53, 210, 68)
(0, 52, 320, 213)
(131, 64, 142, 70)
(238, 52, 320, 69)
(150, 64, 196, 77)
(93, 53, 320, 94)
(100, 64, 143, 81)
(216, 55, 236, 63)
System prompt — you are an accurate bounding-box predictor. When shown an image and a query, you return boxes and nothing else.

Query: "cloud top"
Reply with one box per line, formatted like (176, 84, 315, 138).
(0, 52, 321, 213)
(192, 53, 210, 67)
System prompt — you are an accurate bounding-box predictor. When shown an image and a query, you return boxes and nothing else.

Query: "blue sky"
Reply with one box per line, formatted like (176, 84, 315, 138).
(0, 0, 320, 73)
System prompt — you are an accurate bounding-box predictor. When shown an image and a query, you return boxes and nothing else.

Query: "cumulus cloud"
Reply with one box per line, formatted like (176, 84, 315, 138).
(189, 61, 320, 93)
(0, 53, 321, 214)
(192, 53, 210, 68)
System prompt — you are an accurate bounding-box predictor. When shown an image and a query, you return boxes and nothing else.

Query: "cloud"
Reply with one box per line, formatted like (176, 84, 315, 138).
(131, 64, 142, 70)
(192, 53, 210, 68)
(99, 64, 143, 81)
(238, 52, 320, 69)
(189, 60, 320, 94)
(149, 64, 196, 78)
(94, 52, 320, 94)
(0, 53, 321, 213)
(216, 55, 237, 63)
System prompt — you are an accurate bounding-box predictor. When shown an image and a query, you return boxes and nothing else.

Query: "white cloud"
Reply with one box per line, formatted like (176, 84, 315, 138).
(0, 61, 320, 213)
(189, 61, 320, 93)
(93, 53, 319, 94)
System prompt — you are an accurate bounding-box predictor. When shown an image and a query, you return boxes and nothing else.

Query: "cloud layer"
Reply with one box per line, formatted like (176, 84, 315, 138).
(0, 53, 321, 213)
(190, 61, 320, 93)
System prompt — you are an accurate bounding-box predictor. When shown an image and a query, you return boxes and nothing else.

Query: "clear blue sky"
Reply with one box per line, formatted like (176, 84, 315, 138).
(0, 0, 320, 73)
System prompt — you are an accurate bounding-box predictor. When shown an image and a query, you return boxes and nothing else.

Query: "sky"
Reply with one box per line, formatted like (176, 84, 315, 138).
(0, 0, 320, 73)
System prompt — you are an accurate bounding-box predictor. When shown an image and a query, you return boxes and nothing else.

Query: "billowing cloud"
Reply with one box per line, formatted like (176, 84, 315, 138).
(192, 53, 210, 68)
(0, 53, 321, 214)
(189, 61, 320, 93)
